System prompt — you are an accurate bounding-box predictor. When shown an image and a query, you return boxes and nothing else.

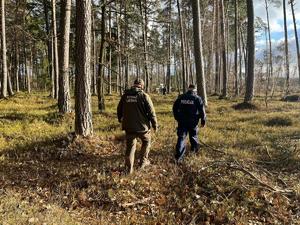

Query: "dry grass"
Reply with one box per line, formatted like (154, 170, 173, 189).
(0, 92, 300, 224)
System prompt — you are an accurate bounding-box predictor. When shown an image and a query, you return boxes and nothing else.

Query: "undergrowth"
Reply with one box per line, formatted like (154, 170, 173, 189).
(0, 92, 300, 224)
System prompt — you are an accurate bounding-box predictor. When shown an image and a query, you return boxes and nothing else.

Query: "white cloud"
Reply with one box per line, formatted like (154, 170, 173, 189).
(254, 0, 300, 34)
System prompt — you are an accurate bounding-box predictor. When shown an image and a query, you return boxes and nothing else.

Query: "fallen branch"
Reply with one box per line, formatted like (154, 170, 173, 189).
(120, 197, 151, 208)
(229, 164, 294, 195)
(199, 140, 227, 155)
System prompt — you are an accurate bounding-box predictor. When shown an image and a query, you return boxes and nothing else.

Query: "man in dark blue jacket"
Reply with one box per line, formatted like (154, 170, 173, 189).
(173, 84, 206, 162)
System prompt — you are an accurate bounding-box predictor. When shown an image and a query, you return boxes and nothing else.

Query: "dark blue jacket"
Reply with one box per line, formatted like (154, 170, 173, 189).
(173, 90, 206, 128)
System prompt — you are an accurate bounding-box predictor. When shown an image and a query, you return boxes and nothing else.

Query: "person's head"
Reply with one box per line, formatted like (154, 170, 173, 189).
(188, 84, 197, 91)
(133, 78, 145, 89)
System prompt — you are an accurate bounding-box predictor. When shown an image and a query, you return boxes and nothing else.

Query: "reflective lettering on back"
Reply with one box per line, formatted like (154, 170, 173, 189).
(126, 95, 138, 103)
(181, 99, 194, 105)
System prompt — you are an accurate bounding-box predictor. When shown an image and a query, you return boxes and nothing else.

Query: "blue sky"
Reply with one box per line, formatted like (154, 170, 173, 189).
(254, 0, 300, 68)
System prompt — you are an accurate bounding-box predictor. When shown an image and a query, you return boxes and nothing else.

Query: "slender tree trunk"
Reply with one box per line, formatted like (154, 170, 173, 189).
(75, 0, 93, 137)
(117, 3, 123, 95)
(176, 0, 186, 93)
(97, 3, 106, 111)
(220, 0, 227, 98)
(124, 2, 129, 89)
(207, 0, 216, 94)
(52, 0, 59, 99)
(244, 0, 255, 103)
(7, 56, 14, 96)
(192, 0, 207, 105)
(51, 36, 55, 97)
(139, 0, 150, 92)
(214, 0, 220, 95)
(92, 9, 97, 96)
(1, 0, 8, 98)
(108, 5, 112, 95)
(16, 44, 20, 92)
(234, 0, 239, 96)
(290, 0, 300, 86)
(58, 0, 71, 113)
(264, 0, 274, 93)
(43, 0, 53, 96)
(166, 0, 172, 93)
(283, 0, 290, 95)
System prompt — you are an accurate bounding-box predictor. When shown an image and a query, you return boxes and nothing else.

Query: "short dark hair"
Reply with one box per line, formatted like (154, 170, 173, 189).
(134, 79, 145, 87)
(188, 84, 196, 89)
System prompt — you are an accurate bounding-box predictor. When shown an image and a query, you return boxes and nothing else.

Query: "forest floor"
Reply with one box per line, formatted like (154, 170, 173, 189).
(0, 92, 300, 225)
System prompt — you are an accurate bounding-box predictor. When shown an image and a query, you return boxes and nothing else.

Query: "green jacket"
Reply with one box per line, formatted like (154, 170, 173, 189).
(117, 87, 157, 133)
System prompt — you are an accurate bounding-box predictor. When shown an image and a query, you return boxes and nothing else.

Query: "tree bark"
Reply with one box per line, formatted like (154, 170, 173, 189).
(139, 0, 150, 92)
(75, 0, 93, 137)
(290, 0, 300, 86)
(214, 0, 220, 95)
(166, 0, 172, 93)
(108, 5, 112, 95)
(58, 0, 71, 113)
(234, 0, 239, 96)
(220, 0, 227, 98)
(43, 0, 53, 96)
(52, 0, 59, 99)
(192, 0, 207, 106)
(176, 0, 186, 93)
(283, 0, 290, 95)
(244, 0, 255, 103)
(1, 0, 8, 98)
(264, 0, 274, 93)
(97, 3, 106, 111)
(91, 8, 97, 96)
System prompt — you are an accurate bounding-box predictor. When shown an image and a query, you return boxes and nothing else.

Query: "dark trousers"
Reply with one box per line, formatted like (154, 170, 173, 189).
(175, 126, 199, 161)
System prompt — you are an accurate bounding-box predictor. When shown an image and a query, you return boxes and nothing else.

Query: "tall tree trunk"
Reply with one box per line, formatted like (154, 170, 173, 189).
(290, 0, 300, 86)
(92, 9, 97, 96)
(139, 0, 150, 92)
(234, 0, 239, 96)
(1, 0, 8, 98)
(124, 2, 129, 89)
(108, 5, 112, 95)
(52, 0, 59, 99)
(97, 3, 106, 111)
(8, 55, 14, 96)
(166, 0, 172, 93)
(214, 0, 220, 95)
(283, 0, 290, 95)
(15, 44, 20, 92)
(244, 0, 255, 103)
(117, 2, 123, 95)
(43, 0, 53, 96)
(51, 36, 55, 97)
(14, 0, 20, 93)
(75, 0, 93, 137)
(220, 0, 227, 98)
(264, 0, 274, 93)
(58, 0, 71, 113)
(207, 0, 216, 94)
(176, 0, 186, 93)
(192, 0, 207, 106)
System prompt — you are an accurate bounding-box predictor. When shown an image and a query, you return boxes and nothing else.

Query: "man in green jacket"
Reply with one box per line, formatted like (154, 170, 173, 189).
(117, 79, 158, 174)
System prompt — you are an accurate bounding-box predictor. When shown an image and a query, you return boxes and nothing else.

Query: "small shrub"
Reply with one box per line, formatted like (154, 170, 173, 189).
(265, 117, 293, 127)
(232, 102, 259, 110)
(281, 95, 300, 102)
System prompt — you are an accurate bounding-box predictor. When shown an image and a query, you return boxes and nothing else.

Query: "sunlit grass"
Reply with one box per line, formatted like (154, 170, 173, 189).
(0, 92, 299, 224)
